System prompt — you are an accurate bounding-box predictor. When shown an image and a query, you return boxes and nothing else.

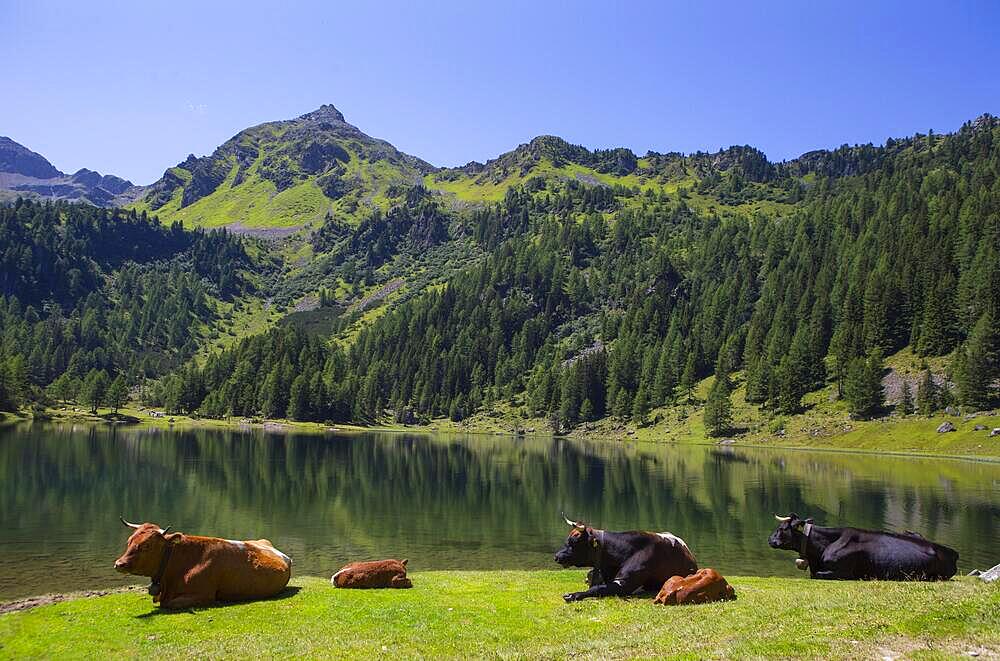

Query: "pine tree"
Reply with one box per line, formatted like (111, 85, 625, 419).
(953, 310, 999, 409)
(47, 373, 77, 406)
(897, 380, 914, 415)
(449, 394, 466, 422)
(106, 375, 128, 414)
(559, 367, 582, 426)
(775, 329, 813, 414)
(81, 369, 109, 415)
(652, 347, 675, 406)
(631, 381, 650, 426)
(916, 368, 939, 415)
(843, 349, 884, 419)
(679, 352, 698, 403)
(703, 372, 733, 437)
(613, 388, 631, 419)
(0, 360, 17, 411)
(288, 374, 310, 420)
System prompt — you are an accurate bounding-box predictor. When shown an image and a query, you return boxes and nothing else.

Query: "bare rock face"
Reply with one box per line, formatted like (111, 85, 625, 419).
(0, 136, 61, 179)
(936, 421, 956, 433)
(991, 428, 1000, 437)
(0, 136, 136, 206)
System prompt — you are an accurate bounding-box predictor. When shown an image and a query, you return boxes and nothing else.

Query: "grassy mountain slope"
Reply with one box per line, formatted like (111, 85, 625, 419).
(166, 112, 996, 438)
(130, 105, 432, 229)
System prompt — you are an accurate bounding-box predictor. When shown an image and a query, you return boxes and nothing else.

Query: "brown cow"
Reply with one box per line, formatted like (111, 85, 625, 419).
(331, 559, 412, 588)
(653, 568, 736, 605)
(114, 518, 292, 609)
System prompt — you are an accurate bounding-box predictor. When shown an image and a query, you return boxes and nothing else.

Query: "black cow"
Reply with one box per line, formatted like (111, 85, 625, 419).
(554, 514, 698, 602)
(768, 513, 958, 581)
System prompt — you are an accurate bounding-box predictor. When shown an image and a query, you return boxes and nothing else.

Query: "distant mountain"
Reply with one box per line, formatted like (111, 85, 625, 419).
(131, 104, 434, 229)
(0, 136, 137, 206)
(0, 136, 62, 179)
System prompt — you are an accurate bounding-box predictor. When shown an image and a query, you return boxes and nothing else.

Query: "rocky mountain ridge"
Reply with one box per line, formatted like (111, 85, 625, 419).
(0, 136, 137, 206)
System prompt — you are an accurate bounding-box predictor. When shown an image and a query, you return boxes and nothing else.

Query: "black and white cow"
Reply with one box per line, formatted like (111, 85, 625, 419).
(554, 514, 698, 602)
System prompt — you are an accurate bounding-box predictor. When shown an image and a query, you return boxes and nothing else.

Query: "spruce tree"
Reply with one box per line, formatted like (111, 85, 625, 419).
(897, 380, 914, 415)
(679, 353, 698, 403)
(106, 375, 128, 414)
(843, 349, 885, 419)
(652, 347, 675, 406)
(288, 374, 310, 420)
(704, 372, 733, 437)
(916, 368, 939, 415)
(631, 381, 650, 426)
(81, 369, 109, 415)
(954, 311, 999, 408)
(613, 388, 631, 419)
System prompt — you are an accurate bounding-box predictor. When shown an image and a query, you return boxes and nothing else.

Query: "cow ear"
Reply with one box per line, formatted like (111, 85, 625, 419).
(162, 531, 181, 543)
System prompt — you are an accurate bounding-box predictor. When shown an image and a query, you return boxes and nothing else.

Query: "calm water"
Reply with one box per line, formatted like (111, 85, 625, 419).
(0, 423, 997, 600)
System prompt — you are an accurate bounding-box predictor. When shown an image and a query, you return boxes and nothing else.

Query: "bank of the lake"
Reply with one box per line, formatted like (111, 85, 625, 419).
(1, 572, 997, 659)
(29, 400, 1000, 461)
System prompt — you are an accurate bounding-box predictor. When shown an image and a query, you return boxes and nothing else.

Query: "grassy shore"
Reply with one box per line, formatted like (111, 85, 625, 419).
(1, 572, 997, 658)
(19, 372, 1000, 463)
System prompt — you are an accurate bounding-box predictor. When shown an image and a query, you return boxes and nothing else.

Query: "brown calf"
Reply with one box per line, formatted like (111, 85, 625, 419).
(653, 568, 736, 605)
(331, 559, 412, 589)
(114, 519, 291, 609)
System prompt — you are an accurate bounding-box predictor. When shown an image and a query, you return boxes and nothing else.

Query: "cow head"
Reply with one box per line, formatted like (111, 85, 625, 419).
(554, 513, 599, 568)
(768, 513, 813, 550)
(114, 517, 178, 576)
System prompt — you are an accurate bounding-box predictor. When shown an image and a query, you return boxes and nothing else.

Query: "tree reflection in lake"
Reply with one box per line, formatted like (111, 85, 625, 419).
(1, 423, 997, 599)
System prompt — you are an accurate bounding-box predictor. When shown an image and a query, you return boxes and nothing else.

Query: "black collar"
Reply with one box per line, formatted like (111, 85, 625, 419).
(148, 538, 177, 597)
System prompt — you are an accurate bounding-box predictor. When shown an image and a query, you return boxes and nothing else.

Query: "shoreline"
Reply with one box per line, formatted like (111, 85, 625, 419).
(11, 405, 1000, 462)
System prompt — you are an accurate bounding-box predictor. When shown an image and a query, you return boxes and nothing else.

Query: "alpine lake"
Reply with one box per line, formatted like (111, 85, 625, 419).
(1, 423, 997, 600)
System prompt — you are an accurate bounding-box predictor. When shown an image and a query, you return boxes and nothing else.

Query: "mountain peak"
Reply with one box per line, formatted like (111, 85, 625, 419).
(0, 136, 63, 179)
(297, 104, 346, 124)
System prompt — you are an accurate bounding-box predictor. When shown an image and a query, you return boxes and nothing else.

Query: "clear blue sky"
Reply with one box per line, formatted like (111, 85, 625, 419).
(2, 0, 998, 184)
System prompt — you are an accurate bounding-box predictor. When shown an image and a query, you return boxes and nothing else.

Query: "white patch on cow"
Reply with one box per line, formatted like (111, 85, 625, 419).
(257, 543, 292, 566)
(657, 532, 689, 550)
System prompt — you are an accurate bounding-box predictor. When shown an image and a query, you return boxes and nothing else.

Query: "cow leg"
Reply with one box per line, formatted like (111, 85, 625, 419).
(819, 547, 864, 580)
(564, 557, 650, 602)
(158, 592, 214, 609)
(158, 569, 219, 609)
(563, 581, 629, 602)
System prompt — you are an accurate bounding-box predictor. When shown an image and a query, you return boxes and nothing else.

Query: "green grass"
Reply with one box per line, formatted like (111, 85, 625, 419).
(1, 572, 996, 659)
(133, 172, 333, 229)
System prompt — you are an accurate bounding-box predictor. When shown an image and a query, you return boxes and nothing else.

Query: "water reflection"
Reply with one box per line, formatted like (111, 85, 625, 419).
(0, 423, 997, 599)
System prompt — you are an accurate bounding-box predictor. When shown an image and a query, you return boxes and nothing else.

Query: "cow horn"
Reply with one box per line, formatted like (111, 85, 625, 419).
(120, 516, 141, 529)
(774, 514, 792, 523)
(561, 511, 579, 527)
(159, 526, 172, 535)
